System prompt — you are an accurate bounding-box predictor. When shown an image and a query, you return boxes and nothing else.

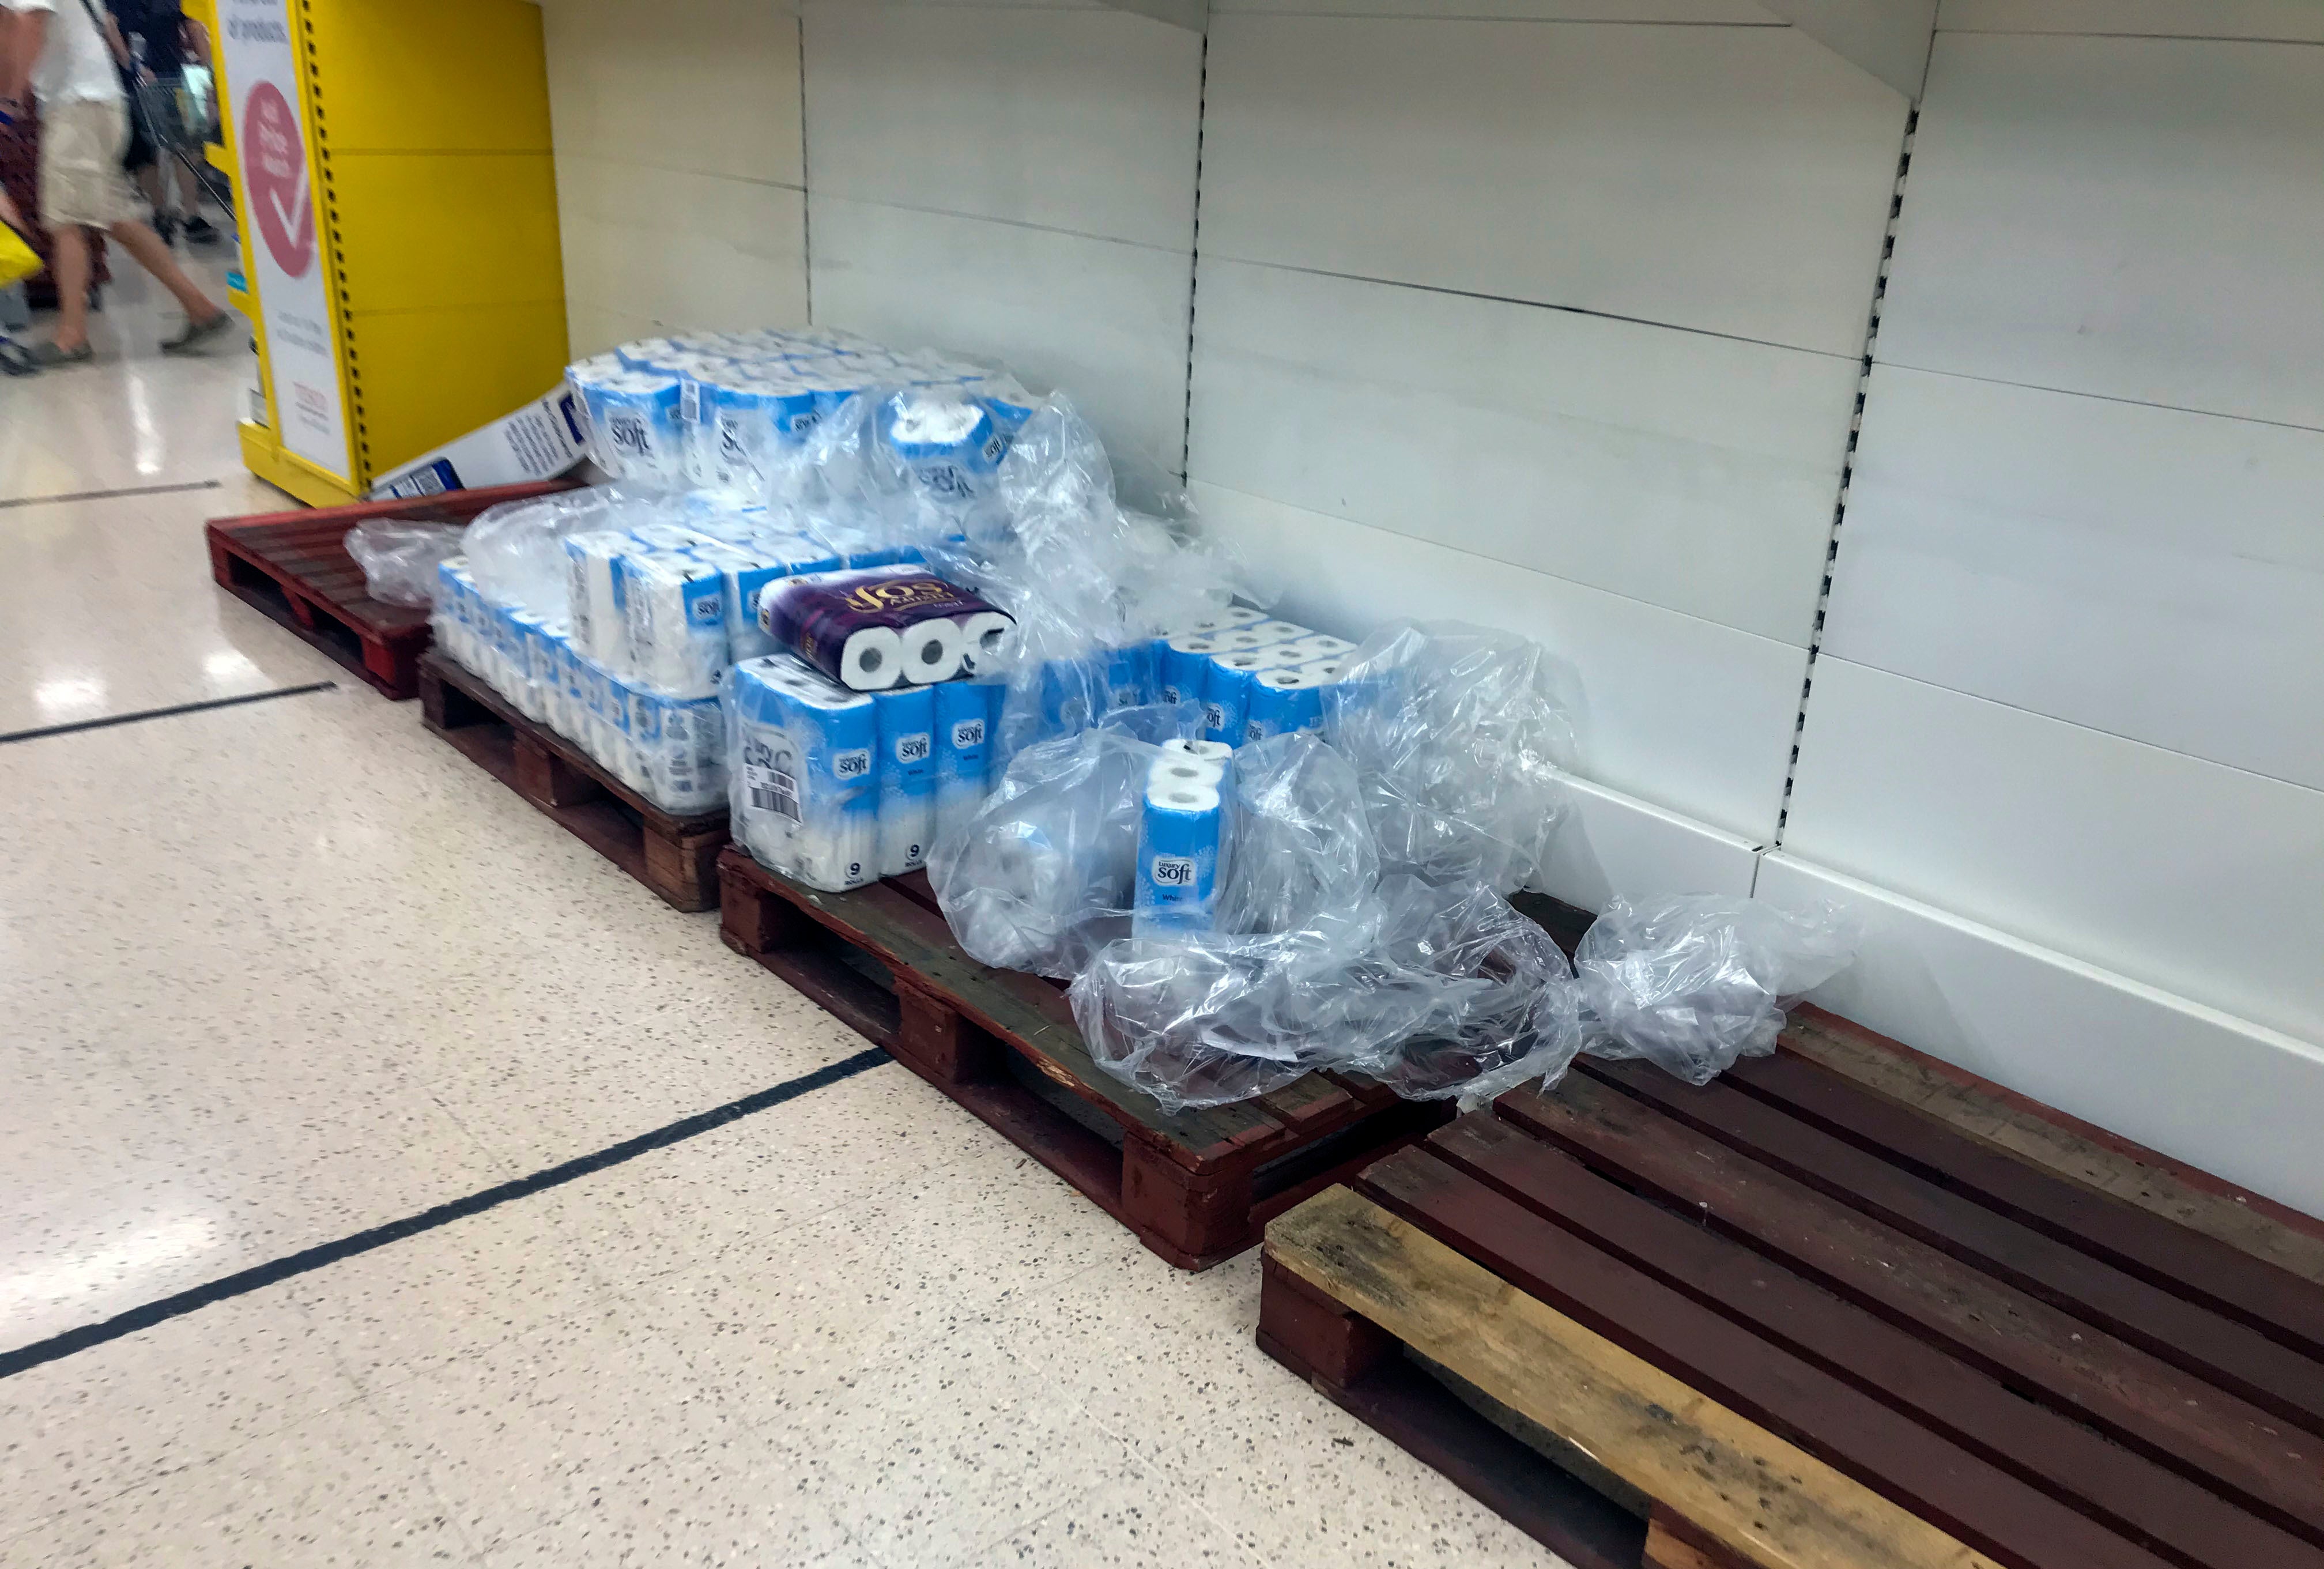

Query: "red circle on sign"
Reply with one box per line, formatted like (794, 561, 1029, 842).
(243, 82, 314, 278)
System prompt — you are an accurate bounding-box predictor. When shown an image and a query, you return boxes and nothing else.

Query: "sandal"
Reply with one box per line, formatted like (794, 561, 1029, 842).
(161, 310, 237, 356)
(30, 340, 93, 368)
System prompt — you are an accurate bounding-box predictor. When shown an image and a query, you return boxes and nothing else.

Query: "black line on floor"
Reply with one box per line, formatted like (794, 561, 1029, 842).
(0, 681, 338, 746)
(0, 478, 224, 511)
(0, 1048, 893, 1379)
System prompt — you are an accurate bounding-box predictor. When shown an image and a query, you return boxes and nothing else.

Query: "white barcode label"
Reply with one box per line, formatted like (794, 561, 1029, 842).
(745, 759, 801, 821)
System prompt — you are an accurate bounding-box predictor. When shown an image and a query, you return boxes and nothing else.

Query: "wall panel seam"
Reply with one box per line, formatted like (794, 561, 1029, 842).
(1775, 108, 1918, 846)
(1199, 252, 1865, 362)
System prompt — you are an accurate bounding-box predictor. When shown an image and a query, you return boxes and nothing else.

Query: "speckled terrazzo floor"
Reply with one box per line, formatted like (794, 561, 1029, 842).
(0, 265, 1568, 1568)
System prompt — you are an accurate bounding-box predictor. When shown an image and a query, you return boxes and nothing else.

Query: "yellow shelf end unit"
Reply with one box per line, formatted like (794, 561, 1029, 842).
(201, 0, 568, 503)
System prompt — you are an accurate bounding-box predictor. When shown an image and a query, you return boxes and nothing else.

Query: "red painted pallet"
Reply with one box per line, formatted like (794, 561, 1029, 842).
(204, 480, 577, 700)
(717, 846, 1458, 1269)
(1261, 1017, 2324, 1569)
(420, 650, 728, 913)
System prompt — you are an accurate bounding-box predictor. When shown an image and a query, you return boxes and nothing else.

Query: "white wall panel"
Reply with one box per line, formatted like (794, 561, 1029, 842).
(542, 0, 808, 347)
(544, 0, 805, 185)
(809, 197, 1191, 469)
(556, 156, 809, 334)
(1540, 775, 1763, 912)
(1195, 482, 1807, 841)
(1199, 14, 1904, 357)
(1877, 33, 2324, 429)
(802, 5, 1201, 250)
(1759, 852, 2324, 1217)
(1190, 261, 1855, 644)
(1826, 364, 2324, 789)
(565, 303, 664, 361)
(1783, 657, 2324, 1044)
(1937, 0, 2324, 41)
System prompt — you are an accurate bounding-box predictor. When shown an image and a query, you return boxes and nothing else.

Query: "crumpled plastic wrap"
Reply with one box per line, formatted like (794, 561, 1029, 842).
(927, 708, 1199, 979)
(1065, 733, 1586, 1114)
(345, 521, 467, 608)
(918, 394, 1266, 763)
(1576, 895, 1861, 1085)
(1326, 621, 1578, 895)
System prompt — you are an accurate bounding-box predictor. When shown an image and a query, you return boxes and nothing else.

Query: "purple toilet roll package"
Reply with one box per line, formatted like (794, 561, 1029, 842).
(758, 563, 1017, 691)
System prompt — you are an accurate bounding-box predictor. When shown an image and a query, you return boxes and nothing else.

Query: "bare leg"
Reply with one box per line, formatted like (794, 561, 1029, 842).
(104, 217, 217, 319)
(135, 163, 163, 213)
(48, 224, 92, 351)
(175, 160, 200, 215)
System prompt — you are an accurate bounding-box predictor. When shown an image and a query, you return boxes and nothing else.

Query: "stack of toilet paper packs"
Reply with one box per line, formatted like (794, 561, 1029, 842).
(566, 325, 1030, 499)
(725, 561, 1015, 892)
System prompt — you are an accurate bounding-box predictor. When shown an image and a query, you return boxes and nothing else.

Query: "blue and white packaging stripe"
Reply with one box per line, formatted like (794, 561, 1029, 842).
(567, 363, 688, 488)
(873, 683, 938, 876)
(1201, 644, 1310, 746)
(1134, 779, 1228, 937)
(935, 677, 1003, 842)
(1242, 666, 1331, 744)
(726, 655, 880, 893)
(618, 553, 728, 700)
(1157, 634, 1225, 707)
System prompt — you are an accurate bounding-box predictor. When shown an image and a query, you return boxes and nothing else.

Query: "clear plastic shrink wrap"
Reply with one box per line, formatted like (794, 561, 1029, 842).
(1575, 896, 1859, 1085)
(1324, 621, 1577, 895)
(346, 521, 466, 608)
(1066, 729, 1587, 1114)
(926, 703, 1202, 978)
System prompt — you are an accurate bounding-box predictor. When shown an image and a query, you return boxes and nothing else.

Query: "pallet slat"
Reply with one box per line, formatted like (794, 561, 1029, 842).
(1595, 1059, 2324, 1436)
(1265, 1186, 2009, 1569)
(205, 480, 576, 700)
(1780, 1009, 2324, 1288)
(718, 844, 1448, 1268)
(1425, 1114, 2324, 1569)
(1728, 1050, 2324, 1359)
(1503, 1074, 2324, 1544)
(420, 651, 726, 912)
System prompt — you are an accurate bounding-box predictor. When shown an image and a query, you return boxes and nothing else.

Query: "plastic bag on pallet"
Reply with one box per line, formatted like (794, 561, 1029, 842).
(928, 714, 1196, 979)
(1575, 895, 1861, 1085)
(920, 395, 1265, 763)
(1070, 879, 1583, 1115)
(1067, 735, 1584, 1114)
(345, 520, 466, 608)
(1325, 620, 1579, 895)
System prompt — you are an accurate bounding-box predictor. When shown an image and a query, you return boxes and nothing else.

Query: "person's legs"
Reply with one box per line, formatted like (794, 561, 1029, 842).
(105, 216, 216, 319)
(47, 221, 90, 351)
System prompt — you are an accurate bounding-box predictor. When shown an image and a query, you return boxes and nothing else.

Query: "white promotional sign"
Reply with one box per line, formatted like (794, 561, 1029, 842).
(217, 0, 348, 480)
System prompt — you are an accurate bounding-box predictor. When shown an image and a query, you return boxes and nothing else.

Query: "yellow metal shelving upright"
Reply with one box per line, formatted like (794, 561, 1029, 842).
(194, 0, 567, 506)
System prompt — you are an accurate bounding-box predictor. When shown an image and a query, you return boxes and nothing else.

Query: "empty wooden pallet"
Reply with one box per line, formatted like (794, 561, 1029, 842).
(205, 480, 576, 699)
(1262, 1030, 2324, 1569)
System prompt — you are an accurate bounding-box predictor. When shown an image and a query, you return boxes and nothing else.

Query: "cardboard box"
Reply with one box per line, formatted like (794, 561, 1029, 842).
(369, 387, 590, 499)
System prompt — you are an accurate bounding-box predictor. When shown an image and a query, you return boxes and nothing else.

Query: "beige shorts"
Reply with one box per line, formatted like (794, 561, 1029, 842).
(40, 98, 141, 230)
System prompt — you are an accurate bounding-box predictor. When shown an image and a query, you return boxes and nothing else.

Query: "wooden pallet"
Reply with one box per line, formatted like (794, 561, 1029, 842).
(205, 480, 576, 700)
(420, 650, 727, 912)
(718, 844, 1454, 1269)
(1261, 1035, 2324, 1569)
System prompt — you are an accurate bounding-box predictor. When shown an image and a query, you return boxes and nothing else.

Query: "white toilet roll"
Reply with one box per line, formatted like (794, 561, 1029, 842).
(956, 610, 1018, 673)
(1149, 756, 1226, 792)
(839, 626, 906, 690)
(899, 617, 965, 686)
